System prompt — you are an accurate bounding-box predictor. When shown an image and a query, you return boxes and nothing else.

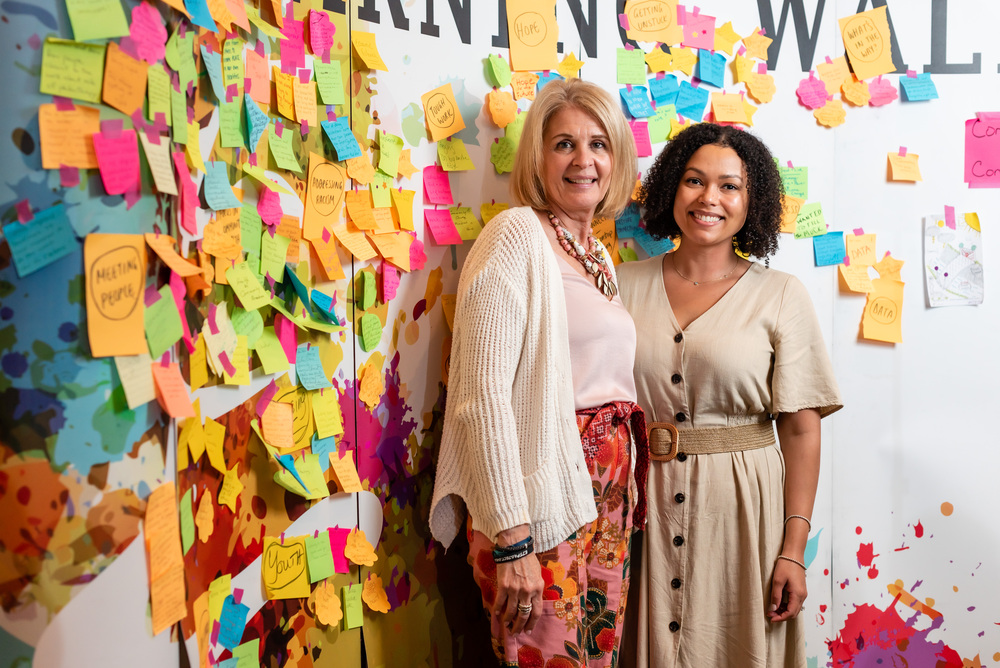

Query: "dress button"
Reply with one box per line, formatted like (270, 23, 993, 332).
(669, 621, 680, 632)
(675, 412, 686, 422)
(676, 453, 687, 462)
(671, 373, 682, 384)
(673, 535, 684, 546)
(674, 333, 683, 343)
(671, 578, 682, 589)
(674, 493, 685, 503)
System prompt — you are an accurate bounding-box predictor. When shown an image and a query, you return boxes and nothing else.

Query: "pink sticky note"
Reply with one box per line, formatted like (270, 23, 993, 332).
(680, 9, 716, 50)
(60, 165, 80, 187)
(309, 9, 335, 57)
(169, 270, 195, 349)
(629, 121, 653, 158)
(255, 380, 278, 418)
(409, 237, 427, 271)
(129, 1, 167, 64)
(172, 151, 197, 234)
(258, 187, 283, 226)
(424, 209, 462, 245)
(382, 262, 399, 302)
(964, 115, 1000, 187)
(93, 129, 140, 196)
(329, 527, 350, 573)
(275, 313, 298, 365)
(795, 72, 828, 110)
(944, 205, 956, 230)
(868, 76, 898, 107)
(15, 200, 33, 223)
(422, 165, 454, 205)
(279, 17, 306, 74)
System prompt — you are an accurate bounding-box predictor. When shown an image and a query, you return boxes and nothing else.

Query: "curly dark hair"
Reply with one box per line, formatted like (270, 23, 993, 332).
(641, 124, 784, 260)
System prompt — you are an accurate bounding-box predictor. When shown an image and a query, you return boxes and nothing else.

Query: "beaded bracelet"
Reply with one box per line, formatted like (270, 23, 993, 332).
(776, 554, 807, 571)
(784, 514, 812, 531)
(492, 536, 534, 563)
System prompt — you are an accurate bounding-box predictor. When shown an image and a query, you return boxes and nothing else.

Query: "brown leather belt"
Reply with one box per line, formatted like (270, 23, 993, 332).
(648, 421, 776, 462)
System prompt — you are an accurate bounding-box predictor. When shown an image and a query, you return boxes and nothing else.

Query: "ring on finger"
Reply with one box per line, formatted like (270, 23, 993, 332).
(516, 602, 532, 616)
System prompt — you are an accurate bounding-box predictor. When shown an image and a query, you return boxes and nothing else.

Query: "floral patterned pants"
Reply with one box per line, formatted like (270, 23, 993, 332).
(468, 407, 636, 668)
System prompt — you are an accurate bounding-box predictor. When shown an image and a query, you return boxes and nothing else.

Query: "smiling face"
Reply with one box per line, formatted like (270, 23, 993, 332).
(541, 106, 613, 222)
(672, 143, 749, 249)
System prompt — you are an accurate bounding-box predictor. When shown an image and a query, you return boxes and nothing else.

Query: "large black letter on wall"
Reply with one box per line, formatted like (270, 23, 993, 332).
(757, 0, 826, 72)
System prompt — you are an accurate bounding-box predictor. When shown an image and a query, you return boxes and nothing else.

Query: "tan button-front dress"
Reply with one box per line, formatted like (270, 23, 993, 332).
(618, 257, 842, 668)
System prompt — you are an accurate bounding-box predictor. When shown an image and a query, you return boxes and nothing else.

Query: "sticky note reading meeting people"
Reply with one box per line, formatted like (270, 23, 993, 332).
(84, 234, 148, 357)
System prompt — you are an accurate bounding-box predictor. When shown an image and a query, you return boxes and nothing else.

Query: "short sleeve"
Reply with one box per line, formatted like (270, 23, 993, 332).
(771, 276, 843, 418)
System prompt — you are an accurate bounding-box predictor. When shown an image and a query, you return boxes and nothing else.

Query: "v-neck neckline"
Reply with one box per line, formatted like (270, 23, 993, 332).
(658, 256, 759, 332)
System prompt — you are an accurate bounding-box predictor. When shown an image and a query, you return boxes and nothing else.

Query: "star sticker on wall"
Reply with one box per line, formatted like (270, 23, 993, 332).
(644, 47, 673, 73)
(671, 47, 699, 77)
(741, 96, 758, 126)
(731, 53, 755, 83)
(742, 27, 773, 61)
(714, 21, 742, 55)
(557, 52, 585, 79)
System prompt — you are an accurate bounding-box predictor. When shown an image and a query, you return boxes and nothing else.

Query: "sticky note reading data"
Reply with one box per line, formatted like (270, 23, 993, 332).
(103, 42, 148, 115)
(813, 231, 846, 266)
(38, 103, 100, 169)
(794, 202, 826, 239)
(649, 75, 680, 105)
(305, 531, 336, 582)
(421, 83, 466, 142)
(262, 537, 311, 599)
(862, 278, 904, 343)
(839, 6, 895, 81)
(506, 0, 559, 72)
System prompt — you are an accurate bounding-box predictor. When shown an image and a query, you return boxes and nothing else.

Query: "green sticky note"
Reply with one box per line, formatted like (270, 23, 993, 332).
(505, 112, 526, 148)
(222, 38, 245, 90)
(342, 583, 363, 629)
(371, 174, 392, 209)
(438, 138, 475, 172)
(274, 453, 328, 499)
(314, 60, 346, 106)
(619, 246, 639, 262)
(171, 84, 188, 145)
(219, 99, 245, 149)
(231, 306, 264, 349)
(268, 123, 304, 173)
(378, 131, 403, 177)
(240, 205, 263, 256)
(180, 488, 195, 555)
(66, 0, 129, 41)
(647, 104, 677, 144)
(617, 47, 647, 85)
(305, 532, 336, 583)
(361, 272, 376, 310)
(226, 262, 270, 310)
(794, 202, 826, 239)
(254, 326, 290, 374)
(144, 285, 183, 359)
(778, 164, 808, 200)
(232, 638, 260, 668)
(165, 28, 197, 94)
(40, 39, 105, 103)
(487, 54, 512, 88)
(449, 207, 482, 241)
(259, 230, 291, 283)
(490, 137, 516, 174)
(359, 312, 382, 352)
(147, 65, 172, 124)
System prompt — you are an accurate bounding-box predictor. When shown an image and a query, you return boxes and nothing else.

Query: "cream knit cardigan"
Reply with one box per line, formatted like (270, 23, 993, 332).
(429, 207, 599, 553)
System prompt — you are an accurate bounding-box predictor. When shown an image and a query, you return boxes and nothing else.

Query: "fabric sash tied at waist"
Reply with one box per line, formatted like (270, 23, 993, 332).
(648, 421, 776, 462)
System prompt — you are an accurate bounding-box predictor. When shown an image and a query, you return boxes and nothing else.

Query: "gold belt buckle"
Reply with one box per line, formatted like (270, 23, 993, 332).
(648, 422, 679, 462)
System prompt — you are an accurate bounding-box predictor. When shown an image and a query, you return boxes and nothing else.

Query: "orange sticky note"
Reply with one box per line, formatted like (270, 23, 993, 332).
(39, 103, 100, 169)
(624, 0, 682, 44)
(84, 234, 147, 357)
(344, 527, 377, 566)
(345, 190, 377, 230)
(506, 0, 559, 72)
(839, 6, 896, 81)
(103, 42, 148, 115)
(150, 560, 187, 635)
(487, 88, 517, 128)
(710, 93, 749, 124)
(421, 83, 465, 142)
(272, 66, 296, 121)
(151, 362, 196, 418)
(195, 487, 215, 542)
(846, 234, 877, 266)
(262, 400, 295, 451)
(144, 483, 187, 635)
(310, 234, 346, 282)
(329, 451, 363, 493)
(509, 72, 540, 101)
(314, 580, 343, 626)
(350, 31, 387, 70)
(145, 233, 203, 277)
(333, 222, 378, 261)
(839, 264, 874, 293)
(779, 195, 805, 234)
(304, 153, 346, 240)
(862, 277, 904, 343)
(887, 152, 921, 182)
(261, 536, 311, 599)
(292, 78, 317, 129)
(361, 572, 390, 613)
(345, 153, 376, 185)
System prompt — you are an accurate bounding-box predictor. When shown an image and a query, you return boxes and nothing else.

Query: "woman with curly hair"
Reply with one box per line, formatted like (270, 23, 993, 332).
(618, 124, 842, 667)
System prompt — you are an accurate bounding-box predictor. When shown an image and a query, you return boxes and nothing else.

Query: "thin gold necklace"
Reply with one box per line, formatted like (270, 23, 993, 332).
(671, 253, 740, 286)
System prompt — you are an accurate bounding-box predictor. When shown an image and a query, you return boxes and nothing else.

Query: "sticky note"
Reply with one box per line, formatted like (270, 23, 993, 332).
(312, 388, 344, 439)
(320, 117, 362, 161)
(899, 73, 938, 102)
(647, 103, 677, 144)
(680, 10, 716, 50)
(138, 132, 178, 196)
(839, 6, 895, 81)
(780, 195, 805, 234)
(449, 207, 482, 241)
(509, 71, 539, 101)
(620, 86, 656, 118)
(84, 234, 147, 357)
(813, 231, 846, 266)
(887, 152, 922, 182)
(330, 452, 363, 493)
(847, 233, 877, 265)
(624, 0, 683, 44)
(425, 209, 462, 245)
(965, 114, 1000, 188)
(359, 313, 383, 352)
(817, 56, 851, 95)
(92, 128, 140, 196)
(314, 60, 346, 105)
(617, 48, 647, 85)
(66, 0, 129, 40)
(345, 527, 377, 567)
(421, 83, 465, 142)
(204, 162, 243, 210)
(306, 531, 336, 583)
(794, 202, 826, 239)
(268, 123, 303, 173)
(649, 74, 680, 105)
(218, 465, 243, 512)
(292, 77, 317, 129)
(840, 264, 874, 293)
(862, 278, 904, 343)
(351, 31, 387, 70)
(218, 594, 250, 649)
(114, 353, 155, 409)
(296, 345, 332, 390)
(362, 573, 391, 613)
(505, 111, 526, 147)
(422, 165, 453, 205)
(675, 81, 709, 121)
(506, 0, 558, 72)
(151, 362, 196, 418)
(346, 153, 376, 185)
(310, 235, 347, 282)
(330, 528, 350, 573)
(696, 49, 727, 88)
(102, 42, 148, 115)
(332, 222, 378, 261)
(231, 639, 259, 668)
(145, 285, 183, 359)
(342, 583, 363, 629)
(275, 453, 328, 499)
(262, 536, 311, 599)
(487, 88, 517, 128)
(224, 262, 268, 310)
(315, 580, 343, 626)
(746, 70, 777, 104)
(390, 188, 415, 230)
(41, 38, 105, 103)
(437, 138, 475, 171)
(490, 137, 516, 174)
(377, 131, 404, 177)
(710, 93, 749, 124)
(38, 103, 100, 169)
(3, 204, 77, 278)
(487, 53, 512, 88)
(778, 164, 808, 199)
(630, 121, 652, 157)
(179, 488, 195, 554)
(195, 488, 214, 542)
(557, 52, 584, 79)
(202, 416, 227, 473)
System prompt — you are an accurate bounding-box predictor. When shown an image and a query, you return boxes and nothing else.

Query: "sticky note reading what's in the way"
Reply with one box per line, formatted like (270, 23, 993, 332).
(262, 536, 312, 599)
(838, 6, 895, 81)
(421, 83, 465, 142)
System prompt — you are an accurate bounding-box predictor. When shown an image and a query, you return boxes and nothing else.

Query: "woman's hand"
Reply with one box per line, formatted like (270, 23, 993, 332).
(768, 557, 807, 622)
(493, 525, 544, 634)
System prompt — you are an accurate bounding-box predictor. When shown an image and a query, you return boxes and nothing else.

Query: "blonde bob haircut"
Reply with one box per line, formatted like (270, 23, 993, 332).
(509, 78, 637, 220)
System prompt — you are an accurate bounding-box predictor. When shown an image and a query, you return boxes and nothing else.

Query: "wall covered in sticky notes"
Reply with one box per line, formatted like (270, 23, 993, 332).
(1, 2, 999, 667)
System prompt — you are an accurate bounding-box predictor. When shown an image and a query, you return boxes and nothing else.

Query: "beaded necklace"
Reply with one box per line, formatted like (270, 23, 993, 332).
(545, 212, 618, 300)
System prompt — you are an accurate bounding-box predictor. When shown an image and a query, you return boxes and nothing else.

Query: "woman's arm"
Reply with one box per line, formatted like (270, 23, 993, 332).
(768, 407, 821, 622)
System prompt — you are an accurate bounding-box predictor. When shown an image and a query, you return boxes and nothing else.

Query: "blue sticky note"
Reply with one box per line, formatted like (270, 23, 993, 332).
(813, 231, 846, 267)
(200, 45, 226, 100)
(3, 204, 77, 278)
(675, 81, 710, 121)
(320, 118, 362, 161)
(312, 433, 337, 472)
(310, 290, 342, 325)
(245, 94, 269, 150)
(295, 344, 332, 390)
(218, 595, 250, 650)
(216, 660, 239, 668)
(276, 453, 311, 492)
(184, 0, 216, 30)
(648, 74, 680, 105)
(616, 203, 641, 238)
(696, 50, 727, 88)
(284, 265, 312, 315)
(620, 86, 656, 118)
(635, 227, 676, 256)
(203, 162, 243, 210)
(536, 71, 564, 91)
(900, 73, 939, 102)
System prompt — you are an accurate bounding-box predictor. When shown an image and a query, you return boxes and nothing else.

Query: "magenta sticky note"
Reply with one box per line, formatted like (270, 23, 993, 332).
(382, 262, 399, 301)
(964, 115, 1000, 187)
(680, 9, 716, 50)
(92, 130, 140, 196)
(275, 313, 298, 365)
(944, 205, 956, 229)
(329, 527, 350, 573)
(630, 121, 653, 158)
(258, 187, 284, 226)
(422, 165, 454, 205)
(424, 209, 462, 245)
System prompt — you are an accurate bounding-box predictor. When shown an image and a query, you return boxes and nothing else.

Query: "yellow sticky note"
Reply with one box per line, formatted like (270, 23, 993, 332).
(333, 222, 378, 261)
(887, 152, 921, 182)
(362, 573, 390, 613)
(312, 388, 344, 438)
(779, 195, 804, 234)
(262, 536, 312, 599)
(218, 465, 243, 512)
(437, 138, 475, 171)
(745, 71, 776, 104)
(730, 53, 754, 84)
(41, 38, 105, 103)
(351, 31, 387, 70)
(872, 252, 904, 281)
(481, 201, 509, 224)
(203, 416, 227, 473)
(839, 264, 874, 293)
(505, 0, 559, 72)
(396, 149, 418, 179)
(390, 188, 415, 231)
(274, 453, 329, 499)
(862, 278, 904, 343)
(421, 83, 466, 142)
(314, 580, 343, 626)
(817, 56, 851, 95)
(624, 0, 682, 45)
(441, 294, 457, 331)
(346, 153, 376, 185)
(262, 400, 295, 450)
(710, 93, 748, 124)
(556, 52, 584, 79)
(846, 234, 877, 265)
(222, 335, 250, 386)
(195, 487, 215, 543)
(814, 99, 847, 128)
(293, 78, 317, 129)
(839, 6, 896, 81)
(310, 235, 347, 282)
(273, 67, 296, 121)
(330, 452, 363, 493)
(645, 48, 673, 73)
(670, 47, 698, 76)
(208, 574, 232, 624)
(344, 527, 377, 566)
